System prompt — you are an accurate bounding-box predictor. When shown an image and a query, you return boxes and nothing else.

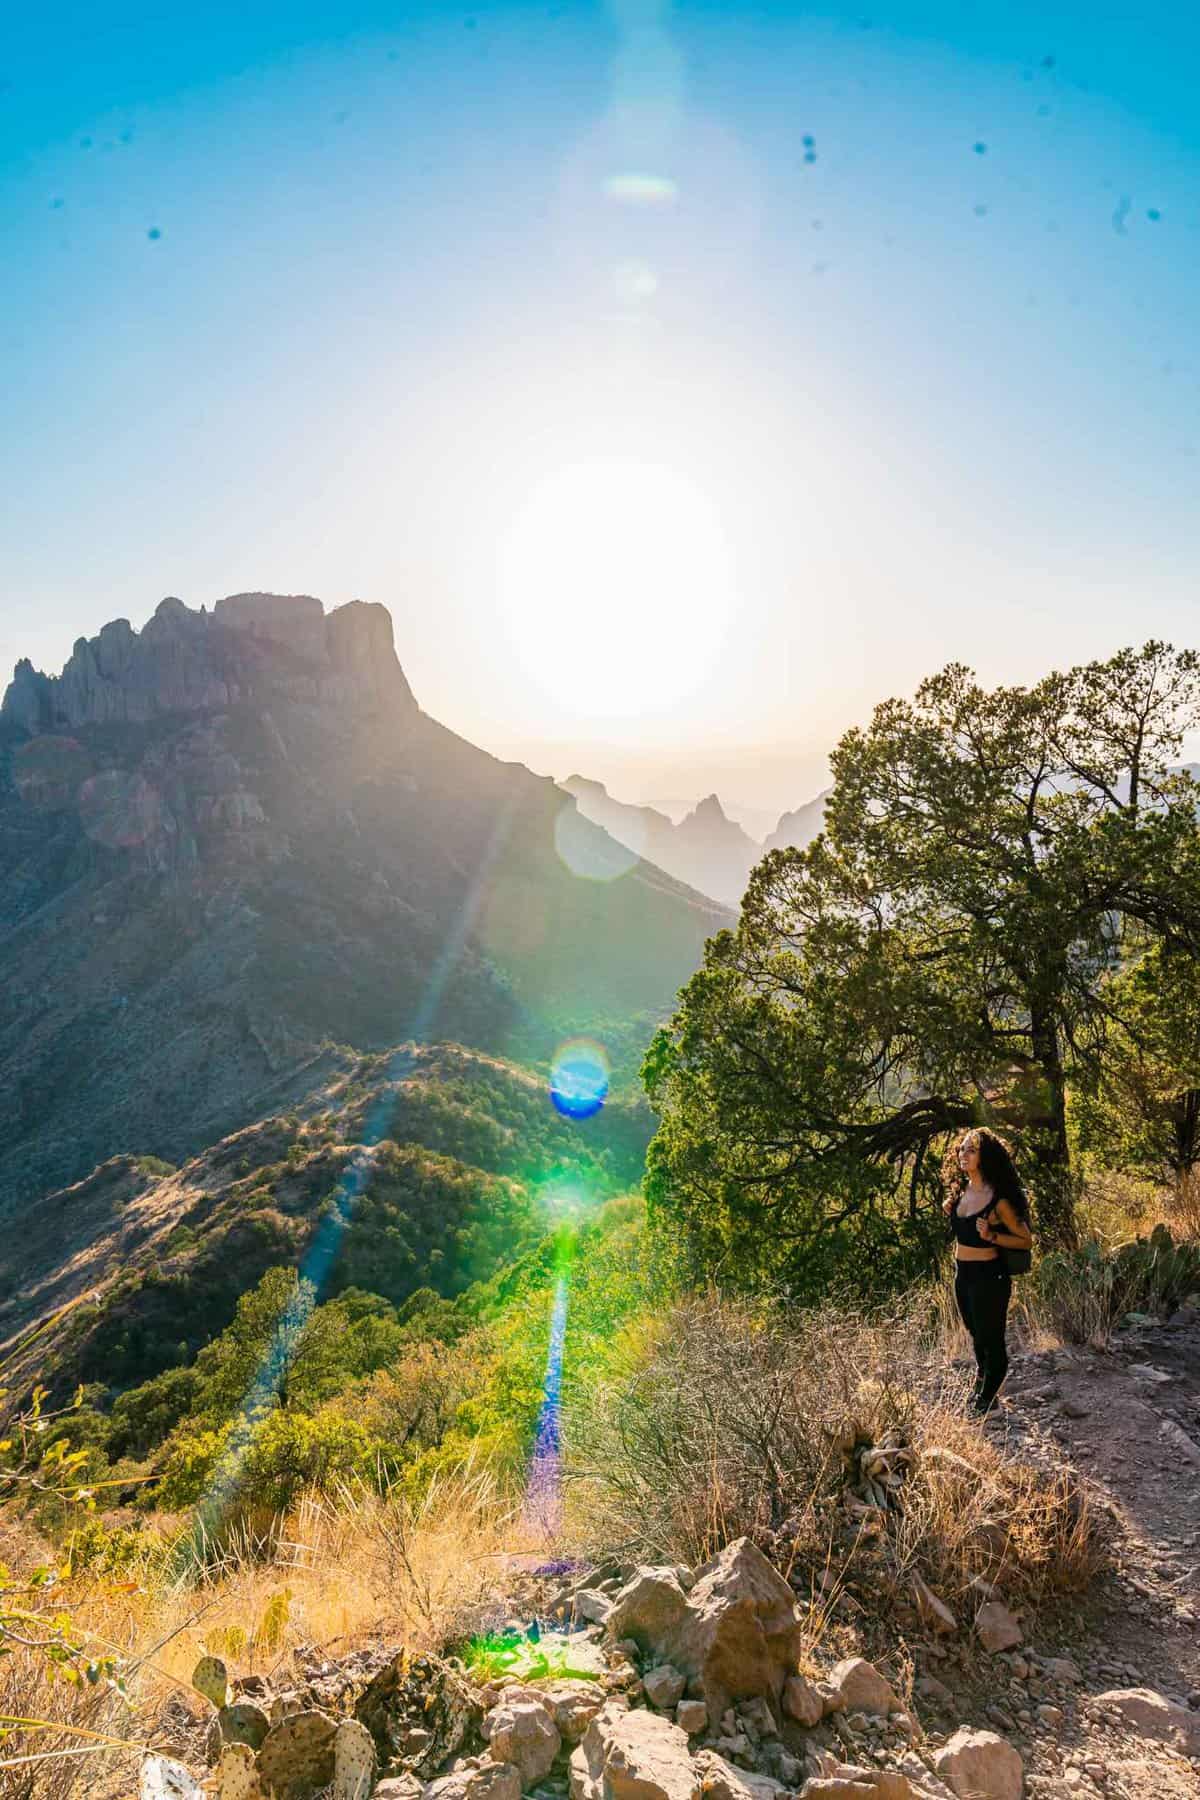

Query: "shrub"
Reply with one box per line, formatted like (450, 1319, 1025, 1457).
(564, 1291, 1101, 1612)
(1032, 1225, 1200, 1345)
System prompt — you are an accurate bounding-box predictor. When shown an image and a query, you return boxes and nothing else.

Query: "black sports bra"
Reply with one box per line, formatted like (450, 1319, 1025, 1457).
(951, 1190, 1001, 1250)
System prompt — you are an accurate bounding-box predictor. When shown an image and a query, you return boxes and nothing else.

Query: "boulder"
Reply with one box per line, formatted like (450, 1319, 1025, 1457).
(644, 1665, 688, 1710)
(570, 1701, 701, 1800)
(678, 1700, 708, 1735)
(783, 1676, 824, 1728)
(1093, 1688, 1200, 1752)
(545, 1680, 608, 1743)
(484, 1693, 561, 1786)
(606, 1569, 692, 1650)
(425, 1761, 523, 1800)
(798, 1770, 924, 1799)
(974, 1604, 1022, 1653)
(618, 1539, 804, 1717)
(826, 1661, 898, 1717)
(932, 1728, 1023, 1800)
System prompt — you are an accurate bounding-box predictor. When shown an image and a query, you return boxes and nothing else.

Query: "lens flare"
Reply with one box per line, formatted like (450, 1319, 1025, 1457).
(549, 1038, 610, 1119)
(603, 171, 678, 206)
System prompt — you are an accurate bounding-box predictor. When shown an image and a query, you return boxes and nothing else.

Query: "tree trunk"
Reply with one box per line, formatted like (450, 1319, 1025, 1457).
(1027, 1005, 1078, 1250)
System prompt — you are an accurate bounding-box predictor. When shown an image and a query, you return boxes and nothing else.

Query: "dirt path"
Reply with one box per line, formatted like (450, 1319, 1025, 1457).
(921, 1304, 1200, 1798)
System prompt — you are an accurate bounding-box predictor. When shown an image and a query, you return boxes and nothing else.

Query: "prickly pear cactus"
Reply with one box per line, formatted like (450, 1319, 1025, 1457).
(219, 1700, 271, 1750)
(269, 1688, 307, 1726)
(256, 1708, 338, 1798)
(355, 1648, 478, 1778)
(214, 1742, 266, 1800)
(139, 1752, 204, 1800)
(334, 1717, 377, 1800)
(193, 1653, 231, 1710)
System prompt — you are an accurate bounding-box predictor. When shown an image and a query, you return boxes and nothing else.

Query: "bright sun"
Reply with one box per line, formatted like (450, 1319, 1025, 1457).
(497, 460, 735, 724)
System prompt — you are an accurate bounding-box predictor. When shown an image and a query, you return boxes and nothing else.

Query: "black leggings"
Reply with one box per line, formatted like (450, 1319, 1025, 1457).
(954, 1260, 1012, 1413)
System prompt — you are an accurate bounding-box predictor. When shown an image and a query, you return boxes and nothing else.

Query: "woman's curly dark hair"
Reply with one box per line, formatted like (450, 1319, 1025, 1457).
(942, 1127, 1032, 1222)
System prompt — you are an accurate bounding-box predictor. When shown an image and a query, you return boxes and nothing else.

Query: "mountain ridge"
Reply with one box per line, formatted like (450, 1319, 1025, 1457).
(0, 592, 730, 1213)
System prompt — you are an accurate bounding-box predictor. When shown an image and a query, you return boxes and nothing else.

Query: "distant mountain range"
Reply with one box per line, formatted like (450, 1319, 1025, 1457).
(561, 775, 829, 907)
(0, 592, 730, 1213)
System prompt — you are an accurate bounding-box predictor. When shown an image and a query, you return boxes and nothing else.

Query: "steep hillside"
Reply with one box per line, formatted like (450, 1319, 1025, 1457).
(0, 593, 728, 1211)
(0, 1040, 652, 1397)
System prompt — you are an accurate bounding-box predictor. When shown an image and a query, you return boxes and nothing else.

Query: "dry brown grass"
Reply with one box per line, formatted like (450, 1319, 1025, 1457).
(563, 1290, 1104, 1638)
(0, 1458, 525, 1796)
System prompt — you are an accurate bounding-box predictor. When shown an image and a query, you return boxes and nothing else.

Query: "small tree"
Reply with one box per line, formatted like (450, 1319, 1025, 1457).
(645, 643, 1200, 1286)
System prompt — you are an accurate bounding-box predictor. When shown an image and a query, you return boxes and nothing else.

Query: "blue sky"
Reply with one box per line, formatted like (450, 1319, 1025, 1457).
(2, 0, 1198, 814)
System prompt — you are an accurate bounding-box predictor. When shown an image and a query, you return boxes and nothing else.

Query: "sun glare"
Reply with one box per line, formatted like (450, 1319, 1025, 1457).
(497, 460, 735, 723)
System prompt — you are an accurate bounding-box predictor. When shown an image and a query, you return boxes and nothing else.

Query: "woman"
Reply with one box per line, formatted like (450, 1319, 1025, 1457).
(942, 1128, 1033, 1415)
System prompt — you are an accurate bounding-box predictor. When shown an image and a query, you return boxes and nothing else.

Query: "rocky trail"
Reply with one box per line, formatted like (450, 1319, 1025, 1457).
(131, 1312, 1200, 1800)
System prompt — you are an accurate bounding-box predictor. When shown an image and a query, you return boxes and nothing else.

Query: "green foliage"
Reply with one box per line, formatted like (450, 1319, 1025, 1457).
(1033, 1224, 1200, 1344)
(1072, 942, 1200, 1189)
(645, 645, 1200, 1291)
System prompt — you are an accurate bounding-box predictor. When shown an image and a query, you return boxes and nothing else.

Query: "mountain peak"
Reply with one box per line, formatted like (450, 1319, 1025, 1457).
(2, 592, 416, 733)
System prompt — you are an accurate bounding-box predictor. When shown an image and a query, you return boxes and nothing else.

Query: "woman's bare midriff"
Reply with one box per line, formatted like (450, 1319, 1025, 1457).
(955, 1246, 1001, 1262)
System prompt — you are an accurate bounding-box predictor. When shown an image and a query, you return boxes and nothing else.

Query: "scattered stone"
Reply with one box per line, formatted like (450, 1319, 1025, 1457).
(1043, 1658, 1081, 1686)
(1093, 1687, 1200, 1751)
(912, 1575, 956, 1637)
(1036, 1705, 1063, 1726)
(546, 1682, 608, 1744)
(933, 1729, 1022, 1800)
(739, 1697, 778, 1739)
(915, 1677, 954, 1712)
(576, 1591, 615, 1626)
(1060, 1400, 1090, 1420)
(693, 1749, 788, 1800)
(485, 1694, 561, 1785)
(783, 1676, 825, 1728)
(426, 1761, 523, 1800)
(1158, 1419, 1200, 1469)
(645, 1665, 688, 1710)
(606, 1571, 692, 1652)
(974, 1603, 1023, 1653)
(677, 1700, 709, 1735)
(826, 1660, 899, 1718)
(570, 1701, 700, 1800)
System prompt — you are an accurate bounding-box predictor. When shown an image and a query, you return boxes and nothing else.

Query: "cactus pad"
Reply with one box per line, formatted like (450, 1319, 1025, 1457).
(219, 1700, 271, 1750)
(256, 1708, 338, 1798)
(333, 1717, 377, 1799)
(355, 1648, 478, 1777)
(193, 1653, 231, 1710)
(214, 1743, 266, 1800)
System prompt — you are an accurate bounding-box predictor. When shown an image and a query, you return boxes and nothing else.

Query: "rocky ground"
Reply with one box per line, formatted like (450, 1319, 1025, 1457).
(127, 1305, 1200, 1800)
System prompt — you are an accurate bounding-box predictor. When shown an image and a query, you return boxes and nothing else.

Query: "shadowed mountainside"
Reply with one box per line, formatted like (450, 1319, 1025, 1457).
(0, 593, 729, 1213)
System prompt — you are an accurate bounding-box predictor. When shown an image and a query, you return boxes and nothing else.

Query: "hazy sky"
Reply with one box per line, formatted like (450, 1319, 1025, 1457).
(3, 0, 1199, 819)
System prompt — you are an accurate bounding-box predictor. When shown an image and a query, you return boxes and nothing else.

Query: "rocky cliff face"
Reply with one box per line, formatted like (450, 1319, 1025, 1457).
(0, 593, 729, 1213)
(1, 592, 415, 733)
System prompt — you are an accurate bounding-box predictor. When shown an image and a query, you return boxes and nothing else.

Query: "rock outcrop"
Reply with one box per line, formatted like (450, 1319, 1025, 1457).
(2, 592, 417, 732)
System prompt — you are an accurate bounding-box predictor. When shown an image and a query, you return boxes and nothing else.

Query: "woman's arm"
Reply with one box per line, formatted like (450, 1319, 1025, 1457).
(977, 1199, 1032, 1249)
